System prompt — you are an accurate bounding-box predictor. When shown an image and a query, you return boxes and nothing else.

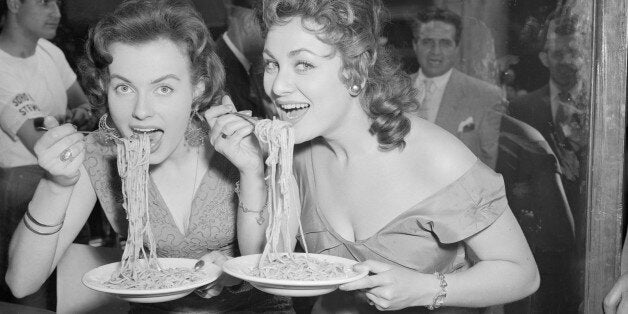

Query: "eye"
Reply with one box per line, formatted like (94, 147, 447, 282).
(264, 60, 279, 73)
(155, 86, 173, 95)
(39, 0, 60, 6)
(114, 84, 133, 95)
(440, 39, 454, 48)
(420, 38, 434, 46)
(295, 61, 314, 72)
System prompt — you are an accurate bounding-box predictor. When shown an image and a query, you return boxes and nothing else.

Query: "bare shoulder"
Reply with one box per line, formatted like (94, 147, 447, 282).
(405, 116, 478, 184)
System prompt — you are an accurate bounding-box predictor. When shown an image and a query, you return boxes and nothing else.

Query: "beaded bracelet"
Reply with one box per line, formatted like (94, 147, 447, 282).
(234, 181, 268, 225)
(426, 272, 447, 310)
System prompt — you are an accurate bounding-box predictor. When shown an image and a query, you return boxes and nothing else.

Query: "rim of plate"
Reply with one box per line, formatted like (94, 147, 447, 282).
(222, 253, 369, 287)
(82, 257, 221, 295)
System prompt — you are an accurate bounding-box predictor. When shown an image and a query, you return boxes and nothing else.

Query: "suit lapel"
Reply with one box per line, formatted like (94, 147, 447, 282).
(531, 85, 554, 137)
(435, 69, 466, 134)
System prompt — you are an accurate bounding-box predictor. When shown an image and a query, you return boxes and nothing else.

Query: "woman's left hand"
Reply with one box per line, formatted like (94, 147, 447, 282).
(194, 250, 242, 299)
(339, 260, 436, 311)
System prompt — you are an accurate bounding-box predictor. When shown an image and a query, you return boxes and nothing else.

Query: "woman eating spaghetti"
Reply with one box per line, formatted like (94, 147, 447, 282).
(6, 0, 292, 312)
(205, 0, 540, 312)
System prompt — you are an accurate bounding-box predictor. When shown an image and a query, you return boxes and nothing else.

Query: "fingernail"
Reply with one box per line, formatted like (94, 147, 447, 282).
(194, 260, 205, 270)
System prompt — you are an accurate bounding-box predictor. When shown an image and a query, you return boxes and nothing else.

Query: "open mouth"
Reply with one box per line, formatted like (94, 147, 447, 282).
(131, 128, 163, 152)
(277, 103, 310, 123)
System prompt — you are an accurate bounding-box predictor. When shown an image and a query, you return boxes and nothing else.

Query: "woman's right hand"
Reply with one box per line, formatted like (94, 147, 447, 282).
(34, 116, 86, 187)
(204, 96, 264, 175)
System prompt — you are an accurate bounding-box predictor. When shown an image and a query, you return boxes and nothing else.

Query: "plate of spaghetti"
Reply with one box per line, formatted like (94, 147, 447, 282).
(81, 133, 221, 303)
(222, 253, 368, 297)
(82, 257, 221, 303)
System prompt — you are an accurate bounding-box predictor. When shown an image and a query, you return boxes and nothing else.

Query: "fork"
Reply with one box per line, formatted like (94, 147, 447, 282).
(33, 117, 96, 134)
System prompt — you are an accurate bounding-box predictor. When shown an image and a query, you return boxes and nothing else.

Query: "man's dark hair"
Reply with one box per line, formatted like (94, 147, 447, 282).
(231, 0, 258, 9)
(412, 7, 463, 45)
(538, 5, 579, 51)
(0, 0, 8, 29)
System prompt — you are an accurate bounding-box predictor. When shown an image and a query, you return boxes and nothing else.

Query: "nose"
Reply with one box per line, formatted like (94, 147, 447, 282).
(50, 2, 61, 19)
(132, 93, 154, 120)
(268, 68, 293, 98)
(430, 42, 442, 55)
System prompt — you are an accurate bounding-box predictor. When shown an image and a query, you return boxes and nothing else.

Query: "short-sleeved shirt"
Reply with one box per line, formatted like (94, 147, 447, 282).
(0, 39, 76, 168)
(294, 141, 508, 313)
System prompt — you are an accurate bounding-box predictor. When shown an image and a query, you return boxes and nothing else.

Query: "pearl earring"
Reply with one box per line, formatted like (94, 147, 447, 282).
(349, 84, 361, 96)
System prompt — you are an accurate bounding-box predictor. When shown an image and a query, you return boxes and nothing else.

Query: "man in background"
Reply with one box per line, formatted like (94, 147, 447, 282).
(507, 9, 586, 313)
(0, 0, 93, 309)
(410, 7, 505, 169)
(216, 0, 271, 117)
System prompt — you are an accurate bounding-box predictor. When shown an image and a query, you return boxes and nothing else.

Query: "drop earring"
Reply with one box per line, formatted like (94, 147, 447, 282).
(184, 109, 209, 147)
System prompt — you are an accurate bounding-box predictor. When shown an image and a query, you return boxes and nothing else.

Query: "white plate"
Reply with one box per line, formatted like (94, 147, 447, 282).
(82, 258, 221, 303)
(222, 253, 368, 297)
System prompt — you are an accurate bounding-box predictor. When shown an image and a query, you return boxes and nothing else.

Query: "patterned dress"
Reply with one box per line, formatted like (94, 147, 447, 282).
(83, 134, 293, 313)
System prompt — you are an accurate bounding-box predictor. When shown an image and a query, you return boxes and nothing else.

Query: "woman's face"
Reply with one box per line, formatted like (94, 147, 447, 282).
(107, 38, 202, 164)
(263, 16, 355, 143)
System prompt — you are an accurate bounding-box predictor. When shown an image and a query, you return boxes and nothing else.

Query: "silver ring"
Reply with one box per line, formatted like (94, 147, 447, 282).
(59, 148, 73, 162)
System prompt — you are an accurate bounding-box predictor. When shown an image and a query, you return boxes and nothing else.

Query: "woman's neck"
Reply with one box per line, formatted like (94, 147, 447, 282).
(150, 142, 211, 176)
(320, 106, 381, 165)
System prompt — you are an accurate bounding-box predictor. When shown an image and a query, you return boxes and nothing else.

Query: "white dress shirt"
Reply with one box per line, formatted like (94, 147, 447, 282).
(549, 79, 582, 124)
(414, 68, 453, 122)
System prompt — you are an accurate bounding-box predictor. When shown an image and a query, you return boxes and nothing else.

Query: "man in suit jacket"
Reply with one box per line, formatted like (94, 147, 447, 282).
(507, 10, 586, 313)
(508, 10, 586, 228)
(215, 0, 268, 117)
(410, 7, 504, 169)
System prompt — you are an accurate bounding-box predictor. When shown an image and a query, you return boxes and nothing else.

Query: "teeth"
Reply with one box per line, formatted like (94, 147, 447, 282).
(280, 103, 310, 110)
(133, 128, 158, 133)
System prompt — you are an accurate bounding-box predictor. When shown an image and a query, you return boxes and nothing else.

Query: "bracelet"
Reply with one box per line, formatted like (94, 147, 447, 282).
(426, 272, 447, 310)
(25, 207, 64, 228)
(23, 216, 63, 235)
(234, 181, 268, 225)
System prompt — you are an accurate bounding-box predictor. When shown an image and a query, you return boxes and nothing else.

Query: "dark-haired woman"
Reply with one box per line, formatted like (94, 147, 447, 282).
(6, 0, 292, 312)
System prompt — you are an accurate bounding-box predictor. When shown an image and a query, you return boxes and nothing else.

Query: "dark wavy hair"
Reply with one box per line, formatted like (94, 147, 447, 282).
(0, 0, 8, 30)
(79, 0, 225, 121)
(261, 0, 418, 151)
(412, 7, 462, 46)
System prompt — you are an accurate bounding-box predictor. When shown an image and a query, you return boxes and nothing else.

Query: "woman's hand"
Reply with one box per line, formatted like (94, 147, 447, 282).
(194, 250, 242, 299)
(339, 260, 437, 311)
(66, 105, 95, 131)
(34, 116, 86, 187)
(604, 273, 628, 314)
(204, 96, 264, 175)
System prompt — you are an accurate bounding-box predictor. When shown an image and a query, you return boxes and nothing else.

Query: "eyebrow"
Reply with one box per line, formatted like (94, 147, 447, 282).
(263, 48, 333, 59)
(109, 74, 180, 84)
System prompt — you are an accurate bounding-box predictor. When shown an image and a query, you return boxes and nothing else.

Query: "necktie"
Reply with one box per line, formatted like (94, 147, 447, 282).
(553, 91, 581, 180)
(418, 79, 436, 121)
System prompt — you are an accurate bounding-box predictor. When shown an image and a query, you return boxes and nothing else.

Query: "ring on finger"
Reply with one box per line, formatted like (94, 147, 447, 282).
(59, 148, 73, 162)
